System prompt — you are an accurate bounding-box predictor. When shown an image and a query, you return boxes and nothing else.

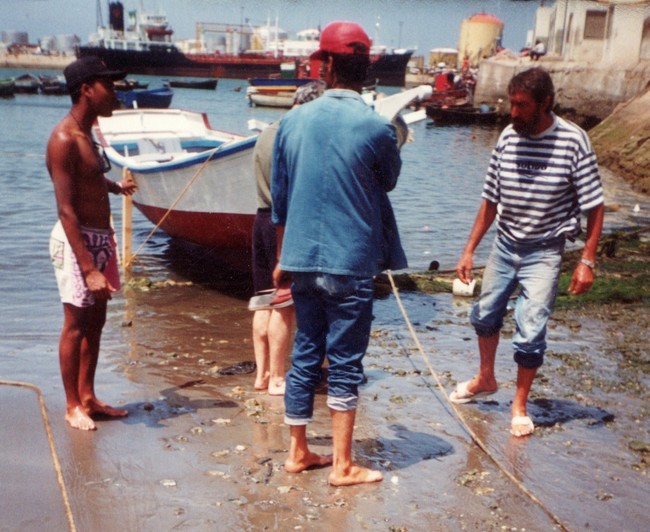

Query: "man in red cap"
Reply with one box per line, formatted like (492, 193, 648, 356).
(46, 56, 137, 430)
(272, 22, 406, 485)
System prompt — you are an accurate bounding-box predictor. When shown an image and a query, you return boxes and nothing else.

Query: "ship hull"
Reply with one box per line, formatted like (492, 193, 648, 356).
(77, 46, 412, 86)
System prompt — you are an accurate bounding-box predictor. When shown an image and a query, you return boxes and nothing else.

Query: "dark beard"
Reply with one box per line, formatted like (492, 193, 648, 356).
(512, 120, 532, 136)
(512, 110, 541, 137)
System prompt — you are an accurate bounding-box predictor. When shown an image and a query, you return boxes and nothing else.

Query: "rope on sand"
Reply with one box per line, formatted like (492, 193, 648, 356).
(385, 270, 570, 532)
(0, 380, 77, 532)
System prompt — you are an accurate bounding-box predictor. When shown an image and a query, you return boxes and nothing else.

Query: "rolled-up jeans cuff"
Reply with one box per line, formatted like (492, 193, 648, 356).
(284, 415, 311, 426)
(514, 350, 544, 369)
(327, 394, 358, 412)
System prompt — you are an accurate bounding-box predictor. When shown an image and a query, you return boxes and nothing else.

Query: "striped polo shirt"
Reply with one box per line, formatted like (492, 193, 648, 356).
(483, 114, 604, 244)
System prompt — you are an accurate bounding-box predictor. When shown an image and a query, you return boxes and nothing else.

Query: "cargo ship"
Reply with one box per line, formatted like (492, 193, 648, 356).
(76, 2, 413, 86)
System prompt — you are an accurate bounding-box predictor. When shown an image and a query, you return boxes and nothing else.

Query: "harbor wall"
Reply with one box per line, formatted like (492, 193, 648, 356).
(474, 57, 650, 128)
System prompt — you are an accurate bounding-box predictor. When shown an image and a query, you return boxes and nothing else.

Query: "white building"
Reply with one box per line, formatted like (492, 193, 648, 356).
(534, 0, 650, 66)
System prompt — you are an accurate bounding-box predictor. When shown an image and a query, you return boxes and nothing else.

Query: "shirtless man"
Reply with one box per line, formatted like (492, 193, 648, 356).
(47, 56, 136, 430)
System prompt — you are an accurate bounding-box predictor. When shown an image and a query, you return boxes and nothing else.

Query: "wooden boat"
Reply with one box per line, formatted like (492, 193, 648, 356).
(92, 86, 432, 262)
(116, 87, 174, 109)
(165, 78, 218, 90)
(113, 78, 149, 91)
(39, 75, 67, 95)
(93, 108, 258, 251)
(0, 78, 16, 98)
(14, 73, 42, 94)
(246, 78, 313, 108)
(426, 104, 499, 124)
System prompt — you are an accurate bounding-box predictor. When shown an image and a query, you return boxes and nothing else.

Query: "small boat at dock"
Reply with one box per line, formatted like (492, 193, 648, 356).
(14, 73, 41, 94)
(116, 87, 174, 109)
(426, 103, 500, 125)
(165, 78, 218, 90)
(114, 78, 149, 91)
(0, 78, 16, 98)
(246, 78, 313, 108)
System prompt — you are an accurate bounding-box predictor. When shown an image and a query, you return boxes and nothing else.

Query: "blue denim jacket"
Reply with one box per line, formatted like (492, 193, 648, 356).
(272, 89, 407, 276)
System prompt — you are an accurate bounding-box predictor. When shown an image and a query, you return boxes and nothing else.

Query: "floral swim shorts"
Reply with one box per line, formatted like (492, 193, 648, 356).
(50, 220, 121, 308)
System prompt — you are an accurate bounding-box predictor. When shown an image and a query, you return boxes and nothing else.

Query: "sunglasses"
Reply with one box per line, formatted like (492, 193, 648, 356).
(93, 141, 112, 174)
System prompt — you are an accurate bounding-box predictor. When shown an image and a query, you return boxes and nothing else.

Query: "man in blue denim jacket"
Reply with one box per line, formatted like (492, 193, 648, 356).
(272, 21, 406, 486)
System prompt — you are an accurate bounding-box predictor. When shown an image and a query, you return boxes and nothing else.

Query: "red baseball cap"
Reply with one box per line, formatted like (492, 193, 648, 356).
(310, 21, 371, 60)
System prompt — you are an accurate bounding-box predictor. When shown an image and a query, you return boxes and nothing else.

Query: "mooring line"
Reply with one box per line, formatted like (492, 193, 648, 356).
(385, 270, 570, 532)
(0, 380, 76, 532)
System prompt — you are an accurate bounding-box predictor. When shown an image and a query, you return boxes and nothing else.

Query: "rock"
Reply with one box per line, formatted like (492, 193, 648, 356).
(629, 440, 650, 454)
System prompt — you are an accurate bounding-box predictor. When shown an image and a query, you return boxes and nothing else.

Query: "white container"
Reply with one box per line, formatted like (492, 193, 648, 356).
(452, 278, 476, 297)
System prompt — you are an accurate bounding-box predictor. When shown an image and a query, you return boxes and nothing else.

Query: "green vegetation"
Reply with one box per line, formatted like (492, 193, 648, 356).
(555, 231, 650, 309)
(389, 229, 650, 309)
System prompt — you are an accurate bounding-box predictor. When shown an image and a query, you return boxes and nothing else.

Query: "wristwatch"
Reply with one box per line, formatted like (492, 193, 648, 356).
(580, 257, 595, 269)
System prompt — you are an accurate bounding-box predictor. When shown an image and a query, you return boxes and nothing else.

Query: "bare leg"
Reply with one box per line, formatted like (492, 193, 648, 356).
(267, 306, 293, 395)
(284, 424, 333, 473)
(252, 309, 271, 390)
(511, 365, 537, 436)
(464, 333, 500, 394)
(328, 409, 383, 486)
(77, 301, 127, 419)
(59, 304, 96, 430)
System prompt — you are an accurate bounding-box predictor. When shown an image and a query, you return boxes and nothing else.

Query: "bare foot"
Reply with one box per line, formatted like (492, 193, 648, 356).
(84, 399, 128, 419)
(65, 406, 97, 431)
(268, 378, 286, 396)
(328, 465, 384, 486)
(254, 374, 269, 391)
(285, 452, 333, 474)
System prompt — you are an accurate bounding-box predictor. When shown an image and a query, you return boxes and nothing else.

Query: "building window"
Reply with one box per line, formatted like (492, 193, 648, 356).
(584, 10, 607, 40)
(641, 18, 650, 60)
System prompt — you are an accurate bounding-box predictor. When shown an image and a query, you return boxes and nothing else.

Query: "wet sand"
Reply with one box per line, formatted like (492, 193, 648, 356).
(27, 266, 648, 532)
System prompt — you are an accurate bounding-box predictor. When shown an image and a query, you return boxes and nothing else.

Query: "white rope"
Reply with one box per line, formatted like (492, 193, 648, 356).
(385, 270, 570, 532)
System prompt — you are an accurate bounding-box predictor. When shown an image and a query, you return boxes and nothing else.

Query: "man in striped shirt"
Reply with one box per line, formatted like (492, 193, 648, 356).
(450, 67, 605, 437)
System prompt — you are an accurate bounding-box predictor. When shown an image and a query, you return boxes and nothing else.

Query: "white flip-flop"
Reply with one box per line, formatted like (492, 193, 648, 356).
(449, 380, 497, 404)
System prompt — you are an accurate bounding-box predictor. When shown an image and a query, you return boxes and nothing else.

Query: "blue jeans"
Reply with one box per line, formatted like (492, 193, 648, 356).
(284, 273, 374, 425)
(470, 234, 564, 369)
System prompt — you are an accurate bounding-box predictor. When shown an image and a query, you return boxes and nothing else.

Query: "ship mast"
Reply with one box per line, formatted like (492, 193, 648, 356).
(97, 0, 104, 28)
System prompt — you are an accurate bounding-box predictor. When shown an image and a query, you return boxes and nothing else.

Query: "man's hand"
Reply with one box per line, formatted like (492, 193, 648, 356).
(456, 252, 474, 284)
(272, 264, 292, 289)
(568, 262, 594, 295)
(118, 174, 138, 196)
(84, 269, 116, 300)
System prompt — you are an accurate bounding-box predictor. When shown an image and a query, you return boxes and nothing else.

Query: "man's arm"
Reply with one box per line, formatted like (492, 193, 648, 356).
(568, 203, 605, 295)
(456, 199, 498, 284)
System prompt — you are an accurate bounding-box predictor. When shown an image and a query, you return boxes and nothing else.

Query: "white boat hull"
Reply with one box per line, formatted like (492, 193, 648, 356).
(94, 109, 258, 251)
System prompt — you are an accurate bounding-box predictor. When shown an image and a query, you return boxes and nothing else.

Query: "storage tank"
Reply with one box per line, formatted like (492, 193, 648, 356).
(458, 12, 503, 67)
(52, 34, 79, 53)
(1, 30, 29, 45)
